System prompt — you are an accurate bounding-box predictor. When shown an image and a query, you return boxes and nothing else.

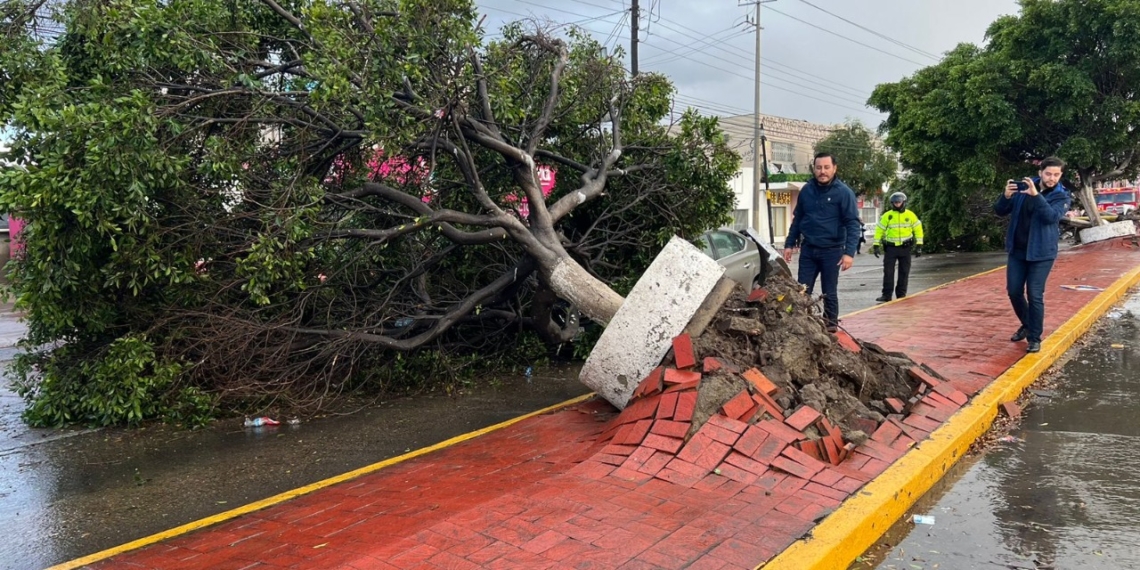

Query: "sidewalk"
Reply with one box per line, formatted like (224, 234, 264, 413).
(58, 237, 1140, 570)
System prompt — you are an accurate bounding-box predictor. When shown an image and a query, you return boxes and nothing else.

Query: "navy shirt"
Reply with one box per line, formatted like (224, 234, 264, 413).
(784, 177, 863, 257)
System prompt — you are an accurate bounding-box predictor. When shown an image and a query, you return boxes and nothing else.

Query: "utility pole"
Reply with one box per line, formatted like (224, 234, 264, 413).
(631, 0, 640, 76)
(741, 0, 775, 242)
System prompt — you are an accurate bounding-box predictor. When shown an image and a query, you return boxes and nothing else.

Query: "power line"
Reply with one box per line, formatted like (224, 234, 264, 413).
(763, 4, 928, 67)
(640, 39, 879, 114)
(645, 17, 873, 100)
(793, 0, 940, 60)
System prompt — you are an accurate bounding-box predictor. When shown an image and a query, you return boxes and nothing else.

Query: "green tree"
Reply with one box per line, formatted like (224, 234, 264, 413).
(0, 0, 738, 426)
(870, 0, 1140, 238)
(813, 120, 897, 197)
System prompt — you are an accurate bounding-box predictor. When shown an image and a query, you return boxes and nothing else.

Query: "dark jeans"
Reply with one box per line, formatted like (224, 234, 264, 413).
(1006, 250, 1055, 343)
(797, 244, 844, 327)
(881, 243, 912, 299)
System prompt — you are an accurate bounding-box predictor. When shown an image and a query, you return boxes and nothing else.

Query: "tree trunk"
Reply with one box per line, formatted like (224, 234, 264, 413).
(1076, 169, 1105, 226)
(545, 257, 624, 326)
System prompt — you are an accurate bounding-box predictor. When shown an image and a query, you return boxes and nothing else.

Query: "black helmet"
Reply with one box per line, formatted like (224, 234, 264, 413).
(889, 192, 907, 210)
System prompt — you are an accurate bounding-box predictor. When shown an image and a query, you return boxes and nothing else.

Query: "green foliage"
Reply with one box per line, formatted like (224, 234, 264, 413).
(12, 334, 213, 427)
(0, 0, 739, 426)
(768, 173, 811, 183)
(813, 121, 897, 197)
(870, 0, 1140, 245)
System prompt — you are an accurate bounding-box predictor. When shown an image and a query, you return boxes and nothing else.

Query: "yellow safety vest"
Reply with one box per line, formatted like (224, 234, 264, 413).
(874, 209, 924, 246)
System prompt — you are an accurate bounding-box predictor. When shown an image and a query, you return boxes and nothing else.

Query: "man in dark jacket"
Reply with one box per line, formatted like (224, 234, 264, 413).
(782, 153, 863, 333)
(994, 156, 1071, 353)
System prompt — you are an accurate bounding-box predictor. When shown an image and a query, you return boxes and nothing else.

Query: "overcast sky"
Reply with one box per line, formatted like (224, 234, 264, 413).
(475, 0, 1022, 129)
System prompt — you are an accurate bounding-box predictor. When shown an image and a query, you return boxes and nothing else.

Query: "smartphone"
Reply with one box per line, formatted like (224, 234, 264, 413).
(1008, 180, 1029, 191)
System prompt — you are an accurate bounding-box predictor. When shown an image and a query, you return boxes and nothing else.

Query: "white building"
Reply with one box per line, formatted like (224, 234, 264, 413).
(717, 114, 884, 244)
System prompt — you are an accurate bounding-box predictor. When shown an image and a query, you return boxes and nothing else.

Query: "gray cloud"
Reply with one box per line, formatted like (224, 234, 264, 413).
(477, 0, 1020, 127)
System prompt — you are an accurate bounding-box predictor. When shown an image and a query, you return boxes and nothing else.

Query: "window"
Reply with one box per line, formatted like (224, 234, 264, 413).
(861, 207, 878, 224)
(771, 206, 788, 238)
(772, 142, 796, 163)
(732, 209, 749, 230)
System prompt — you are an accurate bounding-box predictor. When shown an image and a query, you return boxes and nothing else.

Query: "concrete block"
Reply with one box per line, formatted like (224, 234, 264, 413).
(1080, 220, 1137, 243)
(579, 236, 725, 408)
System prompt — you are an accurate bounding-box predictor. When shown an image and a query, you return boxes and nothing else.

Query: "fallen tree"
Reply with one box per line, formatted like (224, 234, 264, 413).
(0, 0, 738, 426)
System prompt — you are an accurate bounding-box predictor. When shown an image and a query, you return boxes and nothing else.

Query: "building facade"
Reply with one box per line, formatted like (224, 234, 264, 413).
(717, 114, 884, 244)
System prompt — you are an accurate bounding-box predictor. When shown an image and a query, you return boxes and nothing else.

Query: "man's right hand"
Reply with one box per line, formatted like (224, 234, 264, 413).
(783, 248, 796, 263)
(872, 244, 881, 258)
(1004, 180, 1019, 199)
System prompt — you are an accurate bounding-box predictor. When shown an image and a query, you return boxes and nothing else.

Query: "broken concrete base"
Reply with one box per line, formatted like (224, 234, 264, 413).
(1080, 220, 1137, 243)
(579, 236, 725, 409)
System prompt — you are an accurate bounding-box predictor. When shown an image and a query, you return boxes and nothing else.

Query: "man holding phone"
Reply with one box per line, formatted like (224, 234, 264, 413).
(994, 156, 1071, 353)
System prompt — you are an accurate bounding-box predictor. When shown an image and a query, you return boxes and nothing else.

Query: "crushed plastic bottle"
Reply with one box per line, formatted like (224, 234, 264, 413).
(287, 418, 301, 426)
(525, 366, 533, 382)
(243, 416, 281, 427)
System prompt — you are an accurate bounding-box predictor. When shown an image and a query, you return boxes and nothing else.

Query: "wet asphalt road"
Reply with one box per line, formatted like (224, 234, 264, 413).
(858, 291, 1140, 570)
(0, 250, 1013, 569)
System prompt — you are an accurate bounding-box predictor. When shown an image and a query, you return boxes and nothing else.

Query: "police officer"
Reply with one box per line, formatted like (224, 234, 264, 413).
(872, 192, 924, 303)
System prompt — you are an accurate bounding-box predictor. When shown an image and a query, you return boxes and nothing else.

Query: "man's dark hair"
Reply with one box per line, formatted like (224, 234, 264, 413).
(814, 152, 837, 166)
(1040, 156, 1065, 170)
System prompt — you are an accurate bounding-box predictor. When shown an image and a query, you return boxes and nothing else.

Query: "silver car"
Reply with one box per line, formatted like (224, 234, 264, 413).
(699, 229, 763, 288)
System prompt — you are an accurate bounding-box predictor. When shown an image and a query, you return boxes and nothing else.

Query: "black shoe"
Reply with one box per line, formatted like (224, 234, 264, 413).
(1027, 340, 1041, 353)
(875, 296, 890, 303)
(826, 324, 838, 334)
(1010, 327, 1028, 342)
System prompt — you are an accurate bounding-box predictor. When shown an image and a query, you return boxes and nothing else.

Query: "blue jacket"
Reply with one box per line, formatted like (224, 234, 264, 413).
(994, 179, 1071, 261)
(783, 177, 862, 257)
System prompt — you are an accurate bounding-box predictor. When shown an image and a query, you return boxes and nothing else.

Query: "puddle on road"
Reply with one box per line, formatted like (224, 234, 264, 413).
(856, 292, 1140, 570)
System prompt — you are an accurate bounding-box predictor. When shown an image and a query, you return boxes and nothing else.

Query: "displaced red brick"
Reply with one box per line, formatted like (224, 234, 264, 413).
(637, 451, 673, 476)
(663, 368, 702, 386)
(705, 413, 749, 435)
(849, 416, 879, 437)
(650, 419, 691, 439)
(615, 419, 654, 446)
(932, 382, 969, 406)
(798, 439, 824, 462)
(781, 445, 829, 476)
(663, 379, 701, 393)
(752, 392, 784, 421)
(912, 400, 955, 423)
(924, 391, 961, 410)
(692, 441, 732, 470)
(752, 433, 787, 464)
(1000, 401, 1022, 418)
(702, 356, 723, 374)
(885, 398, 907, 414)
(619, 396, 660, 423)
(632, 366, 665, 399)
(834, 330, 861, 353)
(747, 287, 769, 303)
(673, 391, 697, 422)
(907, 365, 942, 389)
(871, 420, 903, 445)
(676, 433, 715, 464)
(742, 368, 779, 395)
(720, 390, 755, 422)
(656, 392, 679, 420)
(770, 456, 818, 480)
(672, 333, 697, 370)
(724, 451, 769, 476)
(642, 433, 685, 454)
(821, 436, 842, 466)
(784, 405, 822, 431)
(758, 418, 804, 444)
(739, 403, 761, 423)
(733, 425, 770, 457)
(695, 419, 741, 446)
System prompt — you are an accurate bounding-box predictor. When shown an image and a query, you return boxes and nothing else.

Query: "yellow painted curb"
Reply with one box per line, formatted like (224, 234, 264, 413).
(760, 263, 1140, 570)
(46, 393, 597, 570)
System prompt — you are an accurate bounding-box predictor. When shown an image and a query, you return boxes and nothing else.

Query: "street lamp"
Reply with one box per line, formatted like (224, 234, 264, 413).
(759, 123, 775, 244)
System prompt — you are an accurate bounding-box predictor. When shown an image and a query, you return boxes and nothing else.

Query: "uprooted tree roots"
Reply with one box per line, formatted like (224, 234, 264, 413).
(687, 270, 920, 442)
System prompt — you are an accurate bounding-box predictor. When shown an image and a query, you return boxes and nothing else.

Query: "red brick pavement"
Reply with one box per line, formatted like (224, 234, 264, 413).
(85, 238, 1140, 570)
